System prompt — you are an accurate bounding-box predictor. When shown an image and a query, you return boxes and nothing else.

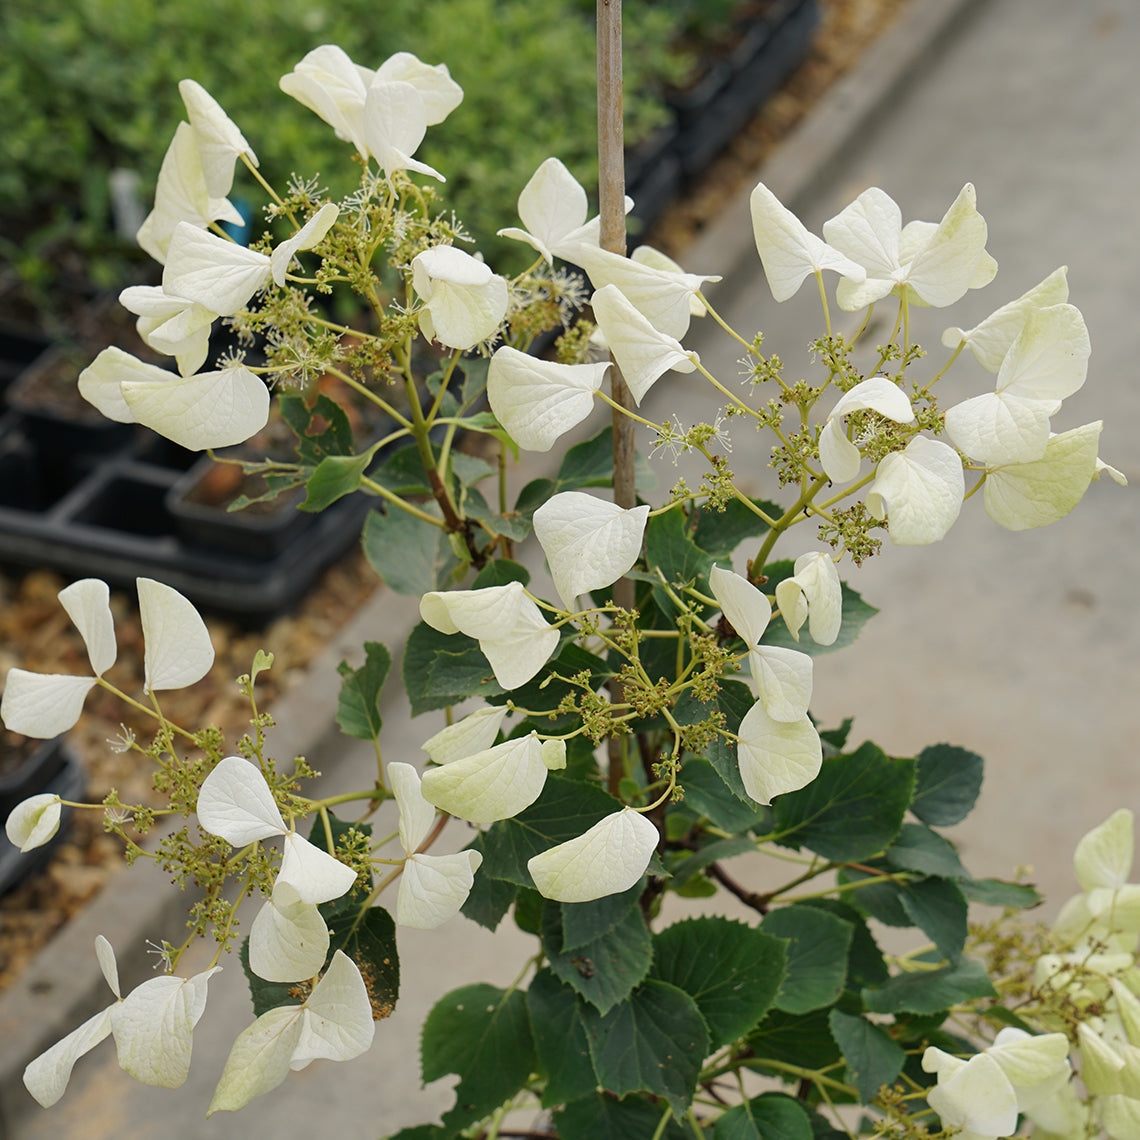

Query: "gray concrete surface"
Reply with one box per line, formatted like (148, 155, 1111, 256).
(2, 0, 1138, 1135)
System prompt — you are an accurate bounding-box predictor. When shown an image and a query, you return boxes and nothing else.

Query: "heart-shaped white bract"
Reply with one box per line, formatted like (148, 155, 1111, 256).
(572, 244, 718, 341)
(866, 436, 965, 545)
(248, 880, 331, 984)
(23, 935, 220, 1108)
(0, 577, 213, 739)
(774, 552, 842, 646)
(178, 78, 258, 199)
(818, 376, 915, 485)
(922, 1051, 1019, 1137)
(118, 285, 217, 377)
(412, 245, 508, 350)
(163, 222, 271, 317)
(136, 122, 244, 264)
(527, 806, 658, 902)
(389, 763, 482, 929)
(736, 700, 821, 806)
(420, 733, 565, 824)
(749, 181, 866, 303)
(590, 284, 698, 404)
(497, 157, 621, 265)
(419, 581, 560, 689)
(824, 183, 994, 312)
(79, 346, 270, 451)
(942, 266, 1069, 372)
(271, 203, 340, 286)
(208, 951, 374, 1115)
(487, 346, 609, 452)
(4, 794, 62, 853)
(533, 490, 649, 609)
(982, 421, 1101, 531)
(945, 303, 1090, 466)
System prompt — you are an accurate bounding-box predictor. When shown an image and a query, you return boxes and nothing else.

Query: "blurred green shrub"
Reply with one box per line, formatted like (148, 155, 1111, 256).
(0, 0, 688, 320)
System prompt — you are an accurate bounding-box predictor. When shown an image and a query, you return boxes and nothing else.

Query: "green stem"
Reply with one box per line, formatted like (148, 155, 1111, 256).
(359, 475, 448, 528)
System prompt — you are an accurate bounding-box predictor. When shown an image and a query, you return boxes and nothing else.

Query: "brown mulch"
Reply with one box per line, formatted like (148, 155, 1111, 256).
(0, 0, 911, 993)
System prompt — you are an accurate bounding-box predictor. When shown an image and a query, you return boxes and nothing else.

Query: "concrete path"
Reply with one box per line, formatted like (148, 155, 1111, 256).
(3, 0, 1138, 1136)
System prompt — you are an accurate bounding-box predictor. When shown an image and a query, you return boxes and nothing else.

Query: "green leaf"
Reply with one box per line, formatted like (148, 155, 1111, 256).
(421, 984, 536, 1133)
(862, 957, 996, 1015)
(772, 742, 916, 863)
(748, 1008, 842, 1071)
(561, 880, 643, 952)
(758, 562, 879, 657)
(250, 649, 274, 683)
(280, 393, 354, 463)
(910, 744, 984, 826)
(302, 451, 372, 510)
(336, 640, 391, 741)
(837, 867, 911, 928)
(818, 717, 854, 753)
(557, 1092, 689, 1140)
(691, 497, 780, 559)
(827, 1009, 905, 1102)
(797, 899, 888, 988)
(960, 878, 1042, 908)
(714, 1092, 813, 1140)
(651, 917, 786, 1048)
(884, 823, 969, 879)
(898, 877, 968, 963)
(459, 834, 517, 930)
(485, 641, 610, 728)
(675, 760, 768, 833)
(362, 506, 458, 596)
(478, 775, 624, 886)
(402, 621, 504, 715)
(526, 969, 598, 1107)
(582, 979, 709, 1116)
(645, 506, 715, 606)
(543, 901, 652, 1015)
(760, 904, 853, 1014)
(326, 907, 399, 1019)
(472, 557, 530, 589)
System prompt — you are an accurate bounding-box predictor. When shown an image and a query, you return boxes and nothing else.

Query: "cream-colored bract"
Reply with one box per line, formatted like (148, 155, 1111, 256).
(389, 762, 482, 929)
(866, 436, 965, 546)
(178, 78, 258, 199)
(4, 793, 62, 853)
(736, 700, 821, 806)
(774, 552, 842, 646)
(527, 806, 658, 902)
(208, 951, 374, 1115)
(412, 245, 509, 350)
(0, 578, 212, 738)
(23, 935, 220, 1108)
(533, 490, 649, 609)
(818, 376, 915, 485)
(487, 346, 609, 452)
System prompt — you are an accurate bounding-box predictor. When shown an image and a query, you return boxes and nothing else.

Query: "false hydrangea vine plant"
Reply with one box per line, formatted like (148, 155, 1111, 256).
(2, 35, 1136, 1140)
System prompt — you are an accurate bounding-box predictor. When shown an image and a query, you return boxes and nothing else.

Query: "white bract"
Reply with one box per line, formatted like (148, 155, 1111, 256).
(163, 222, 271, 316)
(419, 581, 560, 689)
(709, 566, 813, 722)
(118, 284, 217, 377)
(411, 246, 509, 350)
(774, 552, 842, 646)
(945, 303, 1090, 466)
(497, 156, 625, 264)
(208, 950, 374, 1115)
(527, 806, 658, 902)
(866, 435, 965, 545)
(271, 203, 340, 286)
(136, 122, 244, 264)
(590, 283, 698, 403)
(487, 347, 609, 452)
(982, 421, 1101, 532)
(420, 733, 565, 824)
(749, 181, 866, 302)
(736, 700, 822, 806)
(818, 376, 915, 485)
(1, 578, 213, 738)
(178, 78, 258, 199)
(388, 762, 482, 928)
(4, 793, 63, 853)
(533, 491, 649, 609)
(79, 346, 268, 451)
(421, 706, 508, 766)
(279, 45, 457, 179)
(823, 183, 994, 311)
(24, 935, 219, 1107)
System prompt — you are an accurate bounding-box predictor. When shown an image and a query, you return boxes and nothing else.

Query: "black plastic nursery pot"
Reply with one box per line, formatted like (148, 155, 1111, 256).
(0, 734, 86, 896)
